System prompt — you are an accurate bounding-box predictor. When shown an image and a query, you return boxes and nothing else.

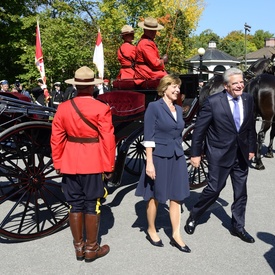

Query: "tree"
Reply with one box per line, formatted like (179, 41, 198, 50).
(252, 30, 274, 50)
(192, 29, 221, 49)
(97, 0, 205, 76)
(219, 31, 257, 59)
(14, 1, 100, 89)
(1, 0, 205, 84)
(0, 0, 36, 82)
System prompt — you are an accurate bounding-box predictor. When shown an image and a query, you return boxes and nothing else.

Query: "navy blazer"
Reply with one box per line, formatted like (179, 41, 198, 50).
(144, 98, 185, 158)
(191, 90, 256, 167)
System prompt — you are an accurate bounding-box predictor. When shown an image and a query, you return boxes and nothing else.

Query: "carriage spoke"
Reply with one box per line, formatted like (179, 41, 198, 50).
(18, 192, 33, 234)
(124, 133, 145, 176)
(41, 185, 70, 208)
(182, 124, 208, 189)
(0, 121, 68, 240)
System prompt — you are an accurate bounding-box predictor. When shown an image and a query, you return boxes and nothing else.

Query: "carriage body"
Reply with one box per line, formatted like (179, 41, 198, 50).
(0, 74, 205, 241)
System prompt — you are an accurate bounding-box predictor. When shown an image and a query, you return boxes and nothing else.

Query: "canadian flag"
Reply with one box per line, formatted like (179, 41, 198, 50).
(93, 29, 104, 78)
(35, 21, 46, 84)
(35, 21, 50, 103)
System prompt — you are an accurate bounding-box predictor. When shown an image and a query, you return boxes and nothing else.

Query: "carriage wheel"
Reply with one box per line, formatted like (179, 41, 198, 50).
(182, 124, 208, 189)
(124, 132, 145, 176)
(0, 121, 69, 241)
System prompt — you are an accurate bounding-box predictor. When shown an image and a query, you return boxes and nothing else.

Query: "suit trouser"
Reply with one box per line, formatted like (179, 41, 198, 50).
(191, 156, 248, 231)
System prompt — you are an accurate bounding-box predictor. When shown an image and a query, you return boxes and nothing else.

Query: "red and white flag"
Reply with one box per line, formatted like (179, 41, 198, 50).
(35, 21, 50, 104)
(93, 29, 104, 78)
(35, 20, 46, 84)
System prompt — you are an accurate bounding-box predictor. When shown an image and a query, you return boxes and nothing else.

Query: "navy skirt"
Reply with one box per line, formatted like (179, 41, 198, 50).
(135, 154, 190, 204)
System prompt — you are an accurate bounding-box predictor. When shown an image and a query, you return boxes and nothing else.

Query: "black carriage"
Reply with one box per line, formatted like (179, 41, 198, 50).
(0, 74, 208, 241)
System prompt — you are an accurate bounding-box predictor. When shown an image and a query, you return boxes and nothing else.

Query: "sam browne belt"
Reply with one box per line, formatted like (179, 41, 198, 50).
(67, 136, 99, 143)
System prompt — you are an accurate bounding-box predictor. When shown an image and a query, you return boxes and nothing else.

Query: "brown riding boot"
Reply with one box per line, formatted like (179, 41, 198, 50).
(84, 214, 110, 262)
(69, 212, 85, 261)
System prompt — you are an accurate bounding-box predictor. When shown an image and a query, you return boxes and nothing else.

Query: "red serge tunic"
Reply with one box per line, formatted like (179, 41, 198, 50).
(134, 34, 167, 85)
(51, 96, 116, 174)
(117, 42, 136, 79)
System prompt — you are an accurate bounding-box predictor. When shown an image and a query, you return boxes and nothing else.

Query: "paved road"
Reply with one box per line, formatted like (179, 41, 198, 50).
(1, 121, 275, 275)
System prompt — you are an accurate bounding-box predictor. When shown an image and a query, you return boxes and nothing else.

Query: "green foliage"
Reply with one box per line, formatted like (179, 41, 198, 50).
(252, 30, 274, 49)
(98, 0, 205, 76)
(14, 4, 99, 89)
(0, 0, 274, 88)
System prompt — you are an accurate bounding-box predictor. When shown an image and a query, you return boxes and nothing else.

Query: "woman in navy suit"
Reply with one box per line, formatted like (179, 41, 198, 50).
(135, 75, 191, 252)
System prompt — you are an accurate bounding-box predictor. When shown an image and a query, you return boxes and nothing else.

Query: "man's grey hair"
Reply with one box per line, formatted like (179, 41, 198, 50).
(223, 67, 243, 84)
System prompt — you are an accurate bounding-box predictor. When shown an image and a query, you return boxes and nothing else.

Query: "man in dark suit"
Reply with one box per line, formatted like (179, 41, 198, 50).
(31, 78, 46, 105)
(184, 67, 256, 243)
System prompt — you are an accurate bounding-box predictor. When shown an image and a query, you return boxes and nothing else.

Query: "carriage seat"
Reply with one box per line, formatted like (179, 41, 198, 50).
(112, 78, 161, 91)
(140, 78, 161, 90)
(112, 79, 136, 90)
(97, 90, 145, 117)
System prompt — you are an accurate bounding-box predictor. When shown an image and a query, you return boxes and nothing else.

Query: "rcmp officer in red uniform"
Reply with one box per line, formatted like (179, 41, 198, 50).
(51, 66, 116, 262)
(134, 17, 168, 85)
(117, 25, 136, 79)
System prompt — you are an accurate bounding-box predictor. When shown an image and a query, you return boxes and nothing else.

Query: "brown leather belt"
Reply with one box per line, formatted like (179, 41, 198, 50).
(67, 136, 99, 143)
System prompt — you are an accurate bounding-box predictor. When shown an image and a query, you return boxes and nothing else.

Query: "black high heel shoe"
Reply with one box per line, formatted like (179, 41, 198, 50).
(146, 233, 164, 247)
(170, 237, 191, 253)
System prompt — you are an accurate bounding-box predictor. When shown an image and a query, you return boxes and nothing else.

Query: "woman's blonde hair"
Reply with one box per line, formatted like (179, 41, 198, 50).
(157, 75, 181, 97)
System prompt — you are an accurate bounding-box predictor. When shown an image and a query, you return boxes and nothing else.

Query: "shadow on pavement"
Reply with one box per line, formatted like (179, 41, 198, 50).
(106, 182, 138, 208)
(99, 204, 115, 243)
(257, 231, 275, 273)
(184, 190, 232, 231)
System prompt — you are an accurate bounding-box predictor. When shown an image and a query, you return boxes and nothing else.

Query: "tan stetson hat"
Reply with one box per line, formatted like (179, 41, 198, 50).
(121, 25, 134, 35)
(65, 66, 103, 85)
(138, 17, 164, 30)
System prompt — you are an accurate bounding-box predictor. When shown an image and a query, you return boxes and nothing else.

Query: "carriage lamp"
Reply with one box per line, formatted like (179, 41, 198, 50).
(198, 47, 205, 80)
(244, 23, 251, 68)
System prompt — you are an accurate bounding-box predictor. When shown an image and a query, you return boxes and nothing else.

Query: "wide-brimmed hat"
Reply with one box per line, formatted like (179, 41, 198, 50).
(138, 17, 164, 30)
(121, 25, 134, 36)
(65, 66, 103, 85)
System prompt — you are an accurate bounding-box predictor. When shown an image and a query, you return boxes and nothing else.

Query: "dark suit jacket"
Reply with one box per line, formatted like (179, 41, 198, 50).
(144, 98, 185, 158)
(31, 86, 45, 106)
(191, 90, 256, 167)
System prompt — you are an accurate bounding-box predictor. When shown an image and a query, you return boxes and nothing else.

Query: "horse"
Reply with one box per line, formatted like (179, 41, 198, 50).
(199, 56, 275, 170)
(244, 55, 275, 79)
(244, 73, 275, 169)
